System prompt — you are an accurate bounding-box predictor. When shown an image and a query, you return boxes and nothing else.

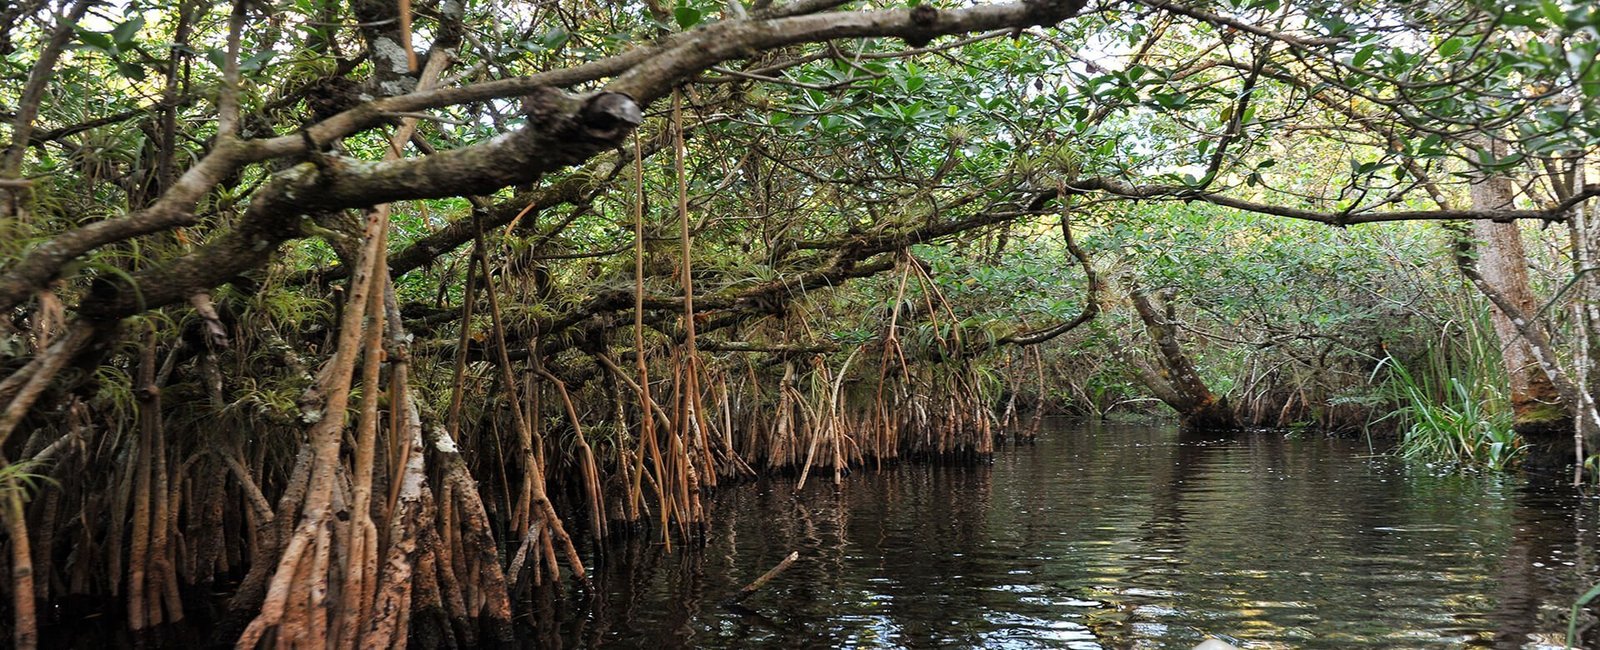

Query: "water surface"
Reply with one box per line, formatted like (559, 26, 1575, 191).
(526, 424, 1600, 648)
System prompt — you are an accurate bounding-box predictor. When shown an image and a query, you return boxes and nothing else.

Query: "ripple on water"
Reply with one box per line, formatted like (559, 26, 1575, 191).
(528, 424, 1600, 649)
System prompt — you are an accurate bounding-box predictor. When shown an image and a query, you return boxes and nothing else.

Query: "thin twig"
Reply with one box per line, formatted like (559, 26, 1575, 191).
(723, 551, 799, 606)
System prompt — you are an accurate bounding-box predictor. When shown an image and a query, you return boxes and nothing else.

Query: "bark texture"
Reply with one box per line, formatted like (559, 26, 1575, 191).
(1469, 170, 1573, 465)
(1127, 287, 1238, 432)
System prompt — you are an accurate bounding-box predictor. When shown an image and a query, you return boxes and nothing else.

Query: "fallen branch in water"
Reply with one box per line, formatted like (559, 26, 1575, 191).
(723, 551, 799, 606)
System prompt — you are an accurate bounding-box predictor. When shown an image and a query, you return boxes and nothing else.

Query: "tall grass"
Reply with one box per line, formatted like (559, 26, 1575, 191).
(1379, 307, 1523, 471)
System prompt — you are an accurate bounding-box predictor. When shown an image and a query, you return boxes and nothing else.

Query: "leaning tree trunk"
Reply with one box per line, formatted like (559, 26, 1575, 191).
(1470, 169, 1573, 467)
(1127, 286, 1238, 431)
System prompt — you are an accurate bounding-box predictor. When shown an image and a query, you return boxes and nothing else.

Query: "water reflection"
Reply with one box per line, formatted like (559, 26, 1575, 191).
(1486, 482, 1600, 648)
(519, 424, 1600, 648)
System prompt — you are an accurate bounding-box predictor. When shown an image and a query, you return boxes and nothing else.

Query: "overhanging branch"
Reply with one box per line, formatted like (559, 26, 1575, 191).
(78, 91, 642, 320)
(1064, 177, 1600, 225)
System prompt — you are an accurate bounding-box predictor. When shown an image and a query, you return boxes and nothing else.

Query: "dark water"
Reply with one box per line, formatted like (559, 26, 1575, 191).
(525, 424, 1600, 649)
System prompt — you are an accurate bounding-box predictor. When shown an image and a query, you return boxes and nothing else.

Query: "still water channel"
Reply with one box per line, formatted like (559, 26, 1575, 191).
(523, 424, 1600, 649)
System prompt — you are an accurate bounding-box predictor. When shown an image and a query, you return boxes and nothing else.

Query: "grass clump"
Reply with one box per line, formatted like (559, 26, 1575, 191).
(1381, 356, 1523, 471)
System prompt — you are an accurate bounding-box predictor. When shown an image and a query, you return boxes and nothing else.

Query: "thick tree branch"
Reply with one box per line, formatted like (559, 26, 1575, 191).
(320, 118, 688, 283)
(0, 0, 1096, 317)
(607, 0, 1091, 103)
(0, 0, 92, 180)
(78, 91, 642, 319)
(0, 141, 255, 313)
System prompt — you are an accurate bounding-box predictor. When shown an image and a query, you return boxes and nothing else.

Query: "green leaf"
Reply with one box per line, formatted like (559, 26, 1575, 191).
(1150, 91, 1188, 108)
(1501, 11, 1542, 28)
(545, 27, 570, 49)
(1437, 37, 1463, 57)
(674, 6, 703, 28)
(76, 28, 116, 54)
(240, 50, 276, 73)
(115, 60, 146, 81)
(1568, 582, 1600, 646)
(111, 17, 144, 47)
(1539, 0, 1565, 28)
(1351, 44, 1376, 67)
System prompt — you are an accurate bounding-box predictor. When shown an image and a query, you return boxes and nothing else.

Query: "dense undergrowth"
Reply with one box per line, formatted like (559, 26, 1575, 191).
(1, 0, 1598, 647)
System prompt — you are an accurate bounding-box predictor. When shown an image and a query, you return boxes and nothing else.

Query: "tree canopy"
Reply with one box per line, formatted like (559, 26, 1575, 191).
(1, 0, 1598, 647)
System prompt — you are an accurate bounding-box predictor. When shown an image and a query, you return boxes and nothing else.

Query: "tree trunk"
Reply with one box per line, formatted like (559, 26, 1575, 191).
(1470, 171, 1573, 467)
(1127, 287, 1238, 431)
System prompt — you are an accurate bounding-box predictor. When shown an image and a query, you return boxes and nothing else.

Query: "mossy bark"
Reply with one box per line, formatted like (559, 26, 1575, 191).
(1470, 162, 1575, 470)
(1127, 287, 1239, 432)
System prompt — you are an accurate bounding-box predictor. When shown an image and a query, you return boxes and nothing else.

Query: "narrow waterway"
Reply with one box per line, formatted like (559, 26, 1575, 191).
(522, 424, 1600, 648)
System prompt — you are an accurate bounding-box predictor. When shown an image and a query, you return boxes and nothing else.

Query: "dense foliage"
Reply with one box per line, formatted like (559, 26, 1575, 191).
(0, 0, 1597, 646)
